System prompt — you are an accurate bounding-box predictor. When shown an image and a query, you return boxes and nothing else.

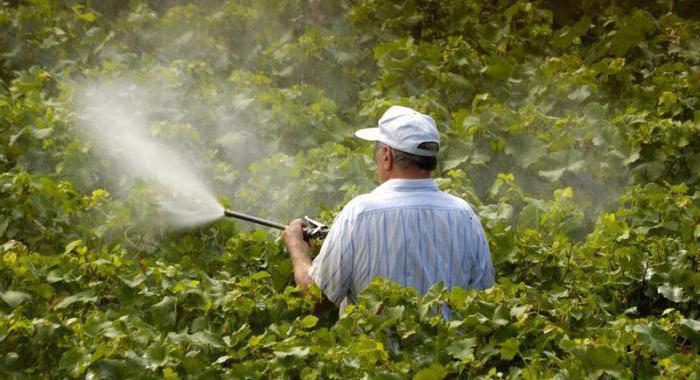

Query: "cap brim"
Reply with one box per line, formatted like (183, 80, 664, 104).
(354, 128, 381, 141)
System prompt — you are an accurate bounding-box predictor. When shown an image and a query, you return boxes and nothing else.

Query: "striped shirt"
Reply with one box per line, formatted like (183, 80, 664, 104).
(308, 178, 495, 315)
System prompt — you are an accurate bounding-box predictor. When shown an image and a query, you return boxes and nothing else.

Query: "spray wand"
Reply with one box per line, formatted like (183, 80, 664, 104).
(223, 209, 329, 240)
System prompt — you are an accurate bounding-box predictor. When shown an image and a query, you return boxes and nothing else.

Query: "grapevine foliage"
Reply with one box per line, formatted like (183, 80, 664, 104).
(1, 0, 699, 378)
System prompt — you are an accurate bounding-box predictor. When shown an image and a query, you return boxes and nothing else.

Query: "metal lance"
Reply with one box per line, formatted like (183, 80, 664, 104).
(223, 209, 286, 230)
(223, 209, 329, 240)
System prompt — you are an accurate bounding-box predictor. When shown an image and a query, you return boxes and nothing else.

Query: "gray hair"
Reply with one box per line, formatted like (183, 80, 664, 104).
(377, 142, 439, 171)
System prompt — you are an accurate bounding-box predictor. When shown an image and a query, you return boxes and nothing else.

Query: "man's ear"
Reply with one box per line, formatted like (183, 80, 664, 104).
(383, 146, 393, 170)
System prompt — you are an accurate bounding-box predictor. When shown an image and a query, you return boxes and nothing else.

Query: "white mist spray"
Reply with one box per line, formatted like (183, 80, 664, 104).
(75, 81, 224, 228)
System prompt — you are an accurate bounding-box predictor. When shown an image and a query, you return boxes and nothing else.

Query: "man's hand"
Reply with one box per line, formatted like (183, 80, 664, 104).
(283, 218, 313, 289)
(283, 219, 338, 315)
(283, 219, 335, 313)
(282, 218, 310, 252)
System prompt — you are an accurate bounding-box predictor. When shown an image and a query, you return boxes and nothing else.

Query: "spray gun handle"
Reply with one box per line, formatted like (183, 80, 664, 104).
(302, 216, 329, 241)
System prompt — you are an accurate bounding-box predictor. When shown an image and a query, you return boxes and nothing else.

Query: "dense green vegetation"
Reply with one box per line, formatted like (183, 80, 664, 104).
(1, 0, 699, 378)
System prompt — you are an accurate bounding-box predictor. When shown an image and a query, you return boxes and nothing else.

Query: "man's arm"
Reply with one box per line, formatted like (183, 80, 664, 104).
(282, 219, 335, 311)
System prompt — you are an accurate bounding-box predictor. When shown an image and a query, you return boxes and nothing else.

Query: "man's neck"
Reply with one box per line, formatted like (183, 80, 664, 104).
(381, 170, 431, 183)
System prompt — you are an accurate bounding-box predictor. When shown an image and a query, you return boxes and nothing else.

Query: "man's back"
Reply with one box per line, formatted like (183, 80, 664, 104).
(308, 178, 495, 310)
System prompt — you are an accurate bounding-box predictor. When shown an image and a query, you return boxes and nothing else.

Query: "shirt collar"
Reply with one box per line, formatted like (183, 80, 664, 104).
(371, 178, 438, 194)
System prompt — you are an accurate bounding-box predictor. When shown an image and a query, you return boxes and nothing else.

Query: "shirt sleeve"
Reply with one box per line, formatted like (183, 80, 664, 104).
(468, 216, 496, 289)
(307, 209, 356, 305)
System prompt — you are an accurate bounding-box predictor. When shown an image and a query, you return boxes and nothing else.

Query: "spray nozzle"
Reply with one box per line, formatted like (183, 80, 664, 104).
(302, 216, 329, 241)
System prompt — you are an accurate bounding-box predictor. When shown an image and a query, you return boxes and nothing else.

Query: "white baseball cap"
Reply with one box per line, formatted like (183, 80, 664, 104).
(355, 105, 440, 157)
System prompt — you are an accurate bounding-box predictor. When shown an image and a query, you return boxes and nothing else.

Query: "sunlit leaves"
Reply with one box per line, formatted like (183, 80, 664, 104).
(1, 0, 699, 378)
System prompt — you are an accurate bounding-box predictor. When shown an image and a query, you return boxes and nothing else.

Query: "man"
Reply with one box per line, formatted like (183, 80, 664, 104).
(282, 105, 495, 315)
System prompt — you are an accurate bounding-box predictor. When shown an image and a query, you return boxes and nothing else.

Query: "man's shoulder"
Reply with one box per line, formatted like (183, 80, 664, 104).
(338, 193, 376, 218)
(339, 189, 476, 219)
(334, 191, 397, 222)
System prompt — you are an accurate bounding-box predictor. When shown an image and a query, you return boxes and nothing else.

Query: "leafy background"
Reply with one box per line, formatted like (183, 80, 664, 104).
(1, 0, 699, 378)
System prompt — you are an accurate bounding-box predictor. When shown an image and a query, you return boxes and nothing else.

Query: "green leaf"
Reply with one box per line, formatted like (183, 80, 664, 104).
(119, 273, 146, 288)
(538, 167, 566, 182)
(657, 284, 685, 303)
(300, 315, 319, 329)
(413, 363, 446, 380)
(552, 16, 591, 49)
(678, 319, 700, 342)
(443, 157, 466, 171)
(59, 348, 91, 377)
(634, 323, 674, 357)
(518, 203, 542, 229)
(446, 337, 476, 362)
(492, 304, 510, 326)
(609, 10, 656, 56)
(505, 135, 547, 168)
(568, 86, 592, 103)
(151, 296, 177, 328)
(189, 331, 224, 348)
(624, 149, 640, 165)
(46, 269, 68, 283)
(32, 128, 52, 139)
(634, 162, 665, 181)
(9, 128, 25, 146)
(273, 346, 310, 359)
(64, 240, 83, 255)
(77, 12, 96, 22)
(1, 290, 32, 308)
(658, 91, 677, 106)
(510, 304, 530, 319)
(539, 161, 585, 182)
(145, 345, 167, 367)
(584, 346, 619, 369)
(448, 287, 469, 309)
(482, 56, 514, 81)
(55, 290, 97, 309)
(499, 338, 520, 360)
(251, 271, 271, 281)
